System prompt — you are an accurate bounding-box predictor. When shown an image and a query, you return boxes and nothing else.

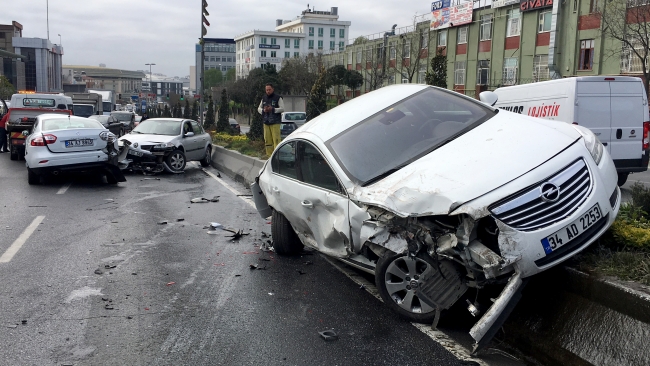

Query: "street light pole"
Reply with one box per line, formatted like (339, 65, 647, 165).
(145, 63, 155, 114)
(57, 34, 61, 46)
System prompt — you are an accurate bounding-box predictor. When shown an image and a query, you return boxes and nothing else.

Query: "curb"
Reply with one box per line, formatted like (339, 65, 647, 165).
(210, 145, 650, 365)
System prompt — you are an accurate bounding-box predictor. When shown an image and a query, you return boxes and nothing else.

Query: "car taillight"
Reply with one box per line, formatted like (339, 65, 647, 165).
(30, 134, 57, 146)
(21, 117, 28, 122)
(643, 121, 649, 150)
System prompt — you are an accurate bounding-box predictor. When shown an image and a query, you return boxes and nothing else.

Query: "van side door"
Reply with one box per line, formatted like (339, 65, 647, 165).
(610, 80, 645, 167)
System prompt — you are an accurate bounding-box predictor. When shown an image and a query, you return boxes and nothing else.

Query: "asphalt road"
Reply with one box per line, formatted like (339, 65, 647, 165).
(0, 155, 528, 366)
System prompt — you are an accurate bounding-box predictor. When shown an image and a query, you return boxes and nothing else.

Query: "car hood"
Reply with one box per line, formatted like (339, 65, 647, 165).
(349, 112, 582, 218)
(119, 133, 177, 145)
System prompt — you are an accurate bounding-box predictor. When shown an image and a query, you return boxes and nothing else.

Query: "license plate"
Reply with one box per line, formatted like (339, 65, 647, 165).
(65, 139, 93, 148)
(128, 149, 143, 157)
(541, 204, 603, 255)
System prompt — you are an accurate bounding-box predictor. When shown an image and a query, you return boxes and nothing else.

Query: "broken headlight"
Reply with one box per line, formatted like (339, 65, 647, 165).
(153, 142, 175, 150)
(573, 125, 603, 165)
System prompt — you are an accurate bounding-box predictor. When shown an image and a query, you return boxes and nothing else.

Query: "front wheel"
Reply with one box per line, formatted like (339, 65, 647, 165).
(271, 210, 303, 255)
(200, 145, 212, 167)
(617, 172, 629, 187)
(164, 149, 186, 173)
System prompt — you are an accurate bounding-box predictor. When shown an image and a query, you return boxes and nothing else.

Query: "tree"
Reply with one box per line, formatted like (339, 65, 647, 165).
(326, 65, 348, 102)
(599, 0, 650, 98)
(0, 75, 15, 100)
(225, 68, 236, 82)
(425, 47, 447, 89)
(204, 96, 215, 129)
(163, 104, 171, 117)
(183, 99, 190, 119)
(344, 70, 364, 97)
(191, 100, 199, 120)
(393, 30, 429, 84)
(174, 101, 182, 118)
(307, 67, 328, 120)
(204, 69, 224, 94)
(278, 57, 320, 96)
(362, 42, 395, 91)
(216, 88, 231, 133)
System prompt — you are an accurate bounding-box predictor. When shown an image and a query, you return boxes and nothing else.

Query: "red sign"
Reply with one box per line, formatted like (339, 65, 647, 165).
(520, 0, 553, 12)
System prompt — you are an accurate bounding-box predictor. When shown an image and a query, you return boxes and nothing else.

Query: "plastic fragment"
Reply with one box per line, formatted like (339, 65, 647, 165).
(319, 330, 339, 341)
(210, 222, 223, 229)
(177, 218, 185, 222)
(94, 269, 103, 275)
(191, 198, 211, 203)
(166, 282, 176, 286)
(158, 221, 168, 225)
(249, 264, 259, 270)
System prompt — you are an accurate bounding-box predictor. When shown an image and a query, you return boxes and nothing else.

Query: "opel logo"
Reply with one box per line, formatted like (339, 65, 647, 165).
(134, 142, 139, 148)
(540, 182, 560, 202)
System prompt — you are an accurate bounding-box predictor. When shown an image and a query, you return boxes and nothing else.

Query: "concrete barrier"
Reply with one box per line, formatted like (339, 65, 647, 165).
(211, 144, 650, 365)
(209, 144, 266, 188)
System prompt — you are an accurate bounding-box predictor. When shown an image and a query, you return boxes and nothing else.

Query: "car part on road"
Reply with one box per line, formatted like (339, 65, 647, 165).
(318, 330, 339, 341)
(271, 210, 304, 255)
(164, 149, 186, 173)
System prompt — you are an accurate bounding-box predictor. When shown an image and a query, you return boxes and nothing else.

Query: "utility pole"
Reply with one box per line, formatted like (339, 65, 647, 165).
(200, 0, 210, 125)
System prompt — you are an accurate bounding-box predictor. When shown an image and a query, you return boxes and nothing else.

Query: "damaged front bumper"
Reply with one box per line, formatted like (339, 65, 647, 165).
(119, 139, 173, 174)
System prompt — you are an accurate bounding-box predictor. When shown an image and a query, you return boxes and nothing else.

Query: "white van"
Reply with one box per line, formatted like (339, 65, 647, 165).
(492, 76, 649, 185)
(9, 93, 73, 111)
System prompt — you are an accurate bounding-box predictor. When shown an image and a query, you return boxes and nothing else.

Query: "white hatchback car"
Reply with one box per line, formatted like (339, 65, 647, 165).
(252, 84, 620, 353)
(25, 114, 125, 185)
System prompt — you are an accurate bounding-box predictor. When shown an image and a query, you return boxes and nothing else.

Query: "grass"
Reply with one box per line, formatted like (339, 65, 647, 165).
(211, 132, 268, 160)
(574, 245, 650, 285)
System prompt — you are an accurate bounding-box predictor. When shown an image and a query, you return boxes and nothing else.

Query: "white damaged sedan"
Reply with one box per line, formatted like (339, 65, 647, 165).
(252, 85, 620, 353)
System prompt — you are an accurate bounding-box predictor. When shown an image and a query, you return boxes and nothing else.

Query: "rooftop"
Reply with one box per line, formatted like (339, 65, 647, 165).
(63, 65, 146, 79)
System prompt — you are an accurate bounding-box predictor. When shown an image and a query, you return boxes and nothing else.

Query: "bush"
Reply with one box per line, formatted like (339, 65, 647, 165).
(212, 133, 267, 159)
(609, 219, 650, 250)
(630, 182, 650, 216)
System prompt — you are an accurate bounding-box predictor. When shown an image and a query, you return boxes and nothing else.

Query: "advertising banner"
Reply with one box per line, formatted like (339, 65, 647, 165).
(430, 0, 451, 30)
(520, 0, 553, 12)
(449, 2, 473, 27)
(430, 0, 472, 30)
(492, 0, 519, 8)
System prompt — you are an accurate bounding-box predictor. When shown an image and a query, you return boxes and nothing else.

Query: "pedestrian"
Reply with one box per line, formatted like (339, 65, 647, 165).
(0, 112, 8, 153)
(258, 83, 284, 155)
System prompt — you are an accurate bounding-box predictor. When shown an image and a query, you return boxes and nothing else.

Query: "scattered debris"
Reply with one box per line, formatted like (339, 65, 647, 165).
(211, 196, 220, 202)
(206, 231, 220, 235)
(319, 330, 339, 341)
(235, 274, 241, 277)
(105, 199, 114, 202)
(142, 177, 161, 180)
(259, 258, 271, 262)
(104, 264, 117, 269)
(176, 218, 185, 222)
(261, 232, 270, 238)
(166, 282, 176, 286)
(131, 272, 137, 275)
(6, 324, 17, 329)
(158, 221, 168, 225)
(210, 222, 223, 230)
(21, 320, 27, 325)
(268, 293, 274, 296)
(102, 297, 110, 301)
(191, 198, 211, 203)
(249, 264, 259, 270)
(304, 261, 313, 265)
(127, 316, 133, 319)
(104, 304, 114, 310)
(359, 284, 366, 291)
(297, 270, 307, 275)
(223, 228, 249, 241)
(94, 269, 103, 275)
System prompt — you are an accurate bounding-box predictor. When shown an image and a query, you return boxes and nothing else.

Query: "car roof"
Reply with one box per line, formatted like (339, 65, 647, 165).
(38, 113, 85, 121)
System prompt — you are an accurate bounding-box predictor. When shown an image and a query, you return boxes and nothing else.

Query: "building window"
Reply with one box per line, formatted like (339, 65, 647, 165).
(348, 51, 353, 64)
(438, 30, 447, 47)
(294, 52, 300, 58)
(318, 40, 323, 50)
(503, 58, 518, 85)
(579, 39, 595, 70)
(285, 51, 290, 58)
(507, 9, 521, 37)
(533, 55, 550, 81)
(403, 43, 411, 59)
(340, 29, 345, 38)
(261, 37, 267, 45)
(339, 42, 345, 51)
(480, 15, 492, 41)
(454, 61, 466, 85)
(318, 28, 324, 37)
(389, 42, 396, 60)
(309, 27, 314, 36)
(261, 51, 267, 57)
(294, 39, 300, 48)
(271, 38, 277, 45)
(309, 40, 314, 49)
(418, 64, 427, 83)
(330, 41, 335, 50)
(357, 48, 362, 63)
(539, 11, 552, 33)
(271, 51, 276, 57)
(457, 27, 468, 44)
(285, 39, 290, 48)
(420, 31, 429, 49)
(210, 56, 216, 62)
(621, 42, 648, 73)
(204, 56, 209, 61)
(365, 45, 373, 60)
(330, 28, 336, 37)
(477, 60, 490, 85)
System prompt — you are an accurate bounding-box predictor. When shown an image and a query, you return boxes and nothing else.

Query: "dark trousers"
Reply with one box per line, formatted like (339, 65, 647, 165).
(0, 127, 6, 151)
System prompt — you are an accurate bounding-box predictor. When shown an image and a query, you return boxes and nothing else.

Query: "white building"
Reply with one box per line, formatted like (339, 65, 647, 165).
(235, 6, 351, 79)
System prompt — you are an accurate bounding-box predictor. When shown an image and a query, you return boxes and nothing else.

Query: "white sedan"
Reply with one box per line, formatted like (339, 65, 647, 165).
(24, 114, 126, 185)
(252, 84, 620, 353)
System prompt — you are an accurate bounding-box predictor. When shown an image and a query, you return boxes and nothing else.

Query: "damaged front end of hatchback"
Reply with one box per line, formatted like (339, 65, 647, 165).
(118, 139, 173, 174)
(358, 205, 526, 354)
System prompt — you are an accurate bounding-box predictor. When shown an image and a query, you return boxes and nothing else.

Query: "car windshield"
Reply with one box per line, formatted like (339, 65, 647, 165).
(88, 115, 109, 123)
(327, 88, 496, 185)
(132, 119, 181, 136)
(284, 113, 306, 121)
(42, 118, 104, 131)
(112, 113, 133, 122)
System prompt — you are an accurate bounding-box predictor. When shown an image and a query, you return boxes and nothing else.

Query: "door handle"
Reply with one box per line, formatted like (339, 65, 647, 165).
(616, 129, 622, 139)
(272, 187, 280, 194)
(602, 142, 608, 146)
(301, 200, 314, 209)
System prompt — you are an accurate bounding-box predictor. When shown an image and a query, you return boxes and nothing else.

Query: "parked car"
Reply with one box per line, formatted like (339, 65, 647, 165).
(229, 118, 241, 134)
(251, 84, 620, 353)
(88, 115, 124, 136)
(110, 111, 135, 131)
(24, 114, 126, 184)
(282, 112, 307, 127)
(118, 118, 212, 174)
(280, 122, 297, 140)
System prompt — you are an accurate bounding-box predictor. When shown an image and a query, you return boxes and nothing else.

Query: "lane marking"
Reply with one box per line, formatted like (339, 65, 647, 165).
(0, 216, 45, 263)
(57, 182, 72, 195)
(201, 166, 256, 209)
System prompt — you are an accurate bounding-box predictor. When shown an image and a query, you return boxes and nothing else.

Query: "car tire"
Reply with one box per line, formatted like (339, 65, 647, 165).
(9, 145, 17, 161)
(27, 169, 40, 185)
(105, 172, 118, 184)
(271, 210, 303, 255)
(375, 252, 448, 323)
(200, 146, 212, 167)
(617, 172, 629, 187)
(165, 149, 186, 173)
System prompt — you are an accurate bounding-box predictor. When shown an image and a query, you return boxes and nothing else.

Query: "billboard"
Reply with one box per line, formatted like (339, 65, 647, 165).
(492, 0, 519, 8)
(520, 0, 553, 12)
(430, 0, 473, 30)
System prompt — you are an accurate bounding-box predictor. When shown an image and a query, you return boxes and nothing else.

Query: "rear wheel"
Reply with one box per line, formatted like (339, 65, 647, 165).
(165, 149, 186, 173)
(27, 169, 40, 185)
(271, 210, 303, 255)
(200, 146, 212, 167)
(9, 145, 17, 161)
(617, 172, 629, 187)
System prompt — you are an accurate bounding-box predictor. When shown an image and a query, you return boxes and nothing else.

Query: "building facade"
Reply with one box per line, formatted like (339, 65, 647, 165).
(0, 21, 26, 91)
(321, 0, 645, 98)
(194, 38, 236, 92)
(235, 6, 351, 79)
(62, 65, 145, 97)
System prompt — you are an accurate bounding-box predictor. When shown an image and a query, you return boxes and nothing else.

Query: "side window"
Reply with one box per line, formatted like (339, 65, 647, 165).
(183, 122, 193, 134)
(191, 121, 203, 134)
(298, 142, 342, 193)
(271, 141, 298, 179)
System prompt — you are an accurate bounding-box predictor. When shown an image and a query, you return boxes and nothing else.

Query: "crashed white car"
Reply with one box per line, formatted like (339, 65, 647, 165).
(251, 84, 620, 353)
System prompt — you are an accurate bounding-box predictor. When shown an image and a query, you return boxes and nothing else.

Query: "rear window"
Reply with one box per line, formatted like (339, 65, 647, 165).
(284, 113, 306, 121)
(42, 118, 104, 131)
(23, 98, 56, 107)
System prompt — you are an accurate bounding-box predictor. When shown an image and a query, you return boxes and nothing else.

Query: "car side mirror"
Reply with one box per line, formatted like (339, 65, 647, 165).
(184, 132, 195, 137)
(479, 91, 498, 107)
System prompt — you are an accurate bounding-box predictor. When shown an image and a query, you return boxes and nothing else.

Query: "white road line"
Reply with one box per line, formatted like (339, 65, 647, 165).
(0, 216, 45, 263)
(57, 182, 72, 195)
(203, 166, 487, 364)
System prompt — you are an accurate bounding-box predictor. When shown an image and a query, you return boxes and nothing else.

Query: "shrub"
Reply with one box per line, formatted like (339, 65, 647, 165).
(609, 219, 650, 251)
(212, 133, 267, 159)
(630, 182, 650, 217)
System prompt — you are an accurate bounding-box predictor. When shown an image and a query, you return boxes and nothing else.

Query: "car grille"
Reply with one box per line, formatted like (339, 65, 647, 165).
(490, 159, 592, 232)
(140, 145, 154, 151)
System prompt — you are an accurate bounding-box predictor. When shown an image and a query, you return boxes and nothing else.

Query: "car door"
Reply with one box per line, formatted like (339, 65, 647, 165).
(182, 121, 200, 160)
(609, 80, 646, 164)
(191, 121, 209, 158)
(108, 116, 122, 136)
(576, 81, 612, 155)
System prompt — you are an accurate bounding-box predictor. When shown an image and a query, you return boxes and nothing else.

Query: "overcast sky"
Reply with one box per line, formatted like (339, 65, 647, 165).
(3, 0, 433, 78)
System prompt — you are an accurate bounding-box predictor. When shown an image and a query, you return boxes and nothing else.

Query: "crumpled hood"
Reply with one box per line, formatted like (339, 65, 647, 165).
(119, 133, 176, 145)
(350, 112, 582, 217)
